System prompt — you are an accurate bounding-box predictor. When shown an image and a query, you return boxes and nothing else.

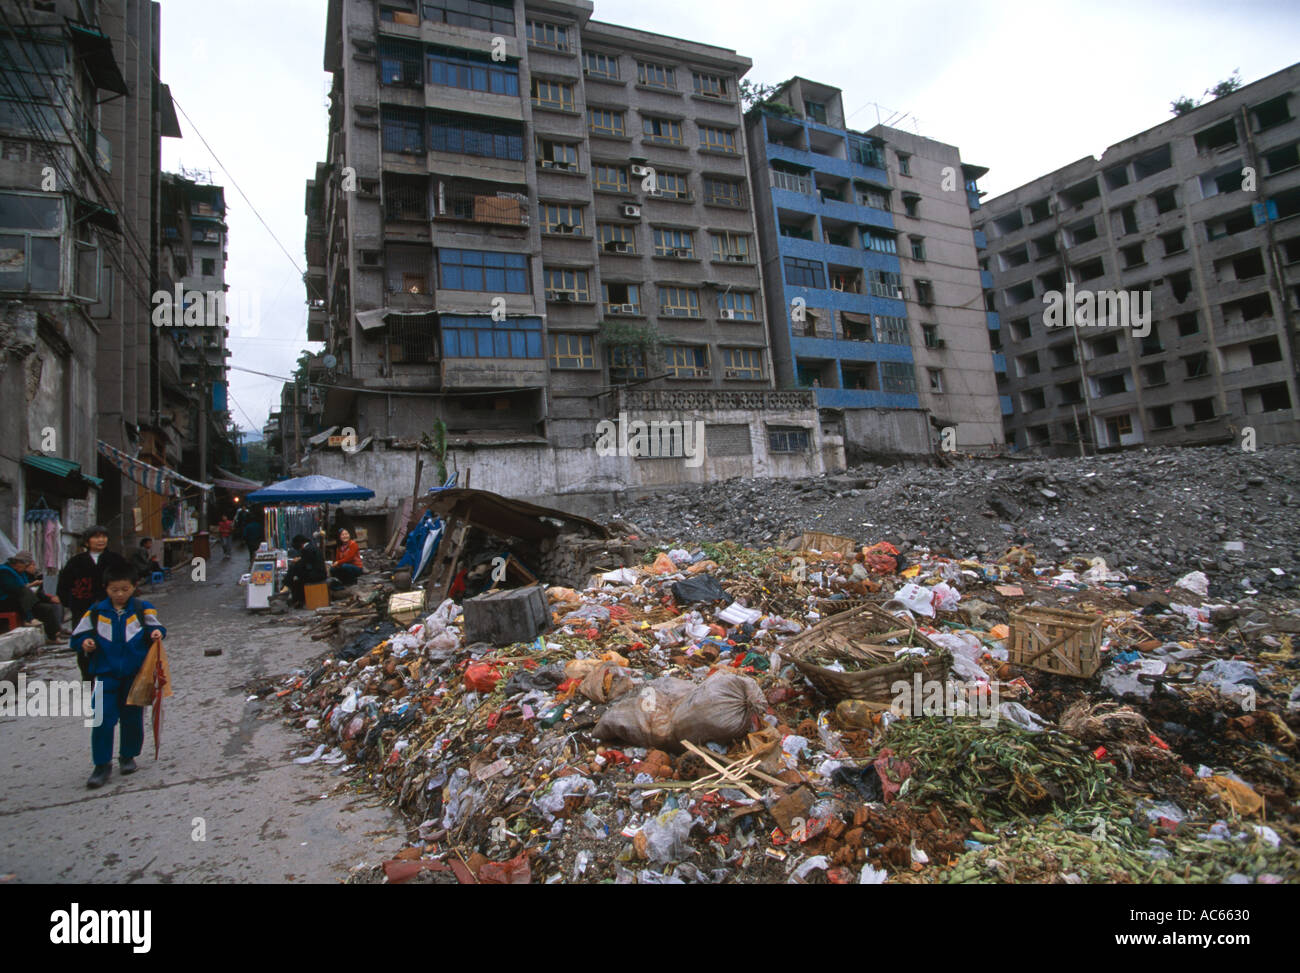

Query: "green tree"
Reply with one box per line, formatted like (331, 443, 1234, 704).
(1171, 96, 1199, 116)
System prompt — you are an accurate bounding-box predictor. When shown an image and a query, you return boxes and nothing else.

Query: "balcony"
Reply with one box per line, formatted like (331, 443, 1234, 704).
(771, 169, 814, 195)
(434, 187, 529, 227)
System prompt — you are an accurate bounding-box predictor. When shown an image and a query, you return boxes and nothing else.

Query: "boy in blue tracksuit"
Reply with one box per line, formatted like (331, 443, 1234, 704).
(70, 563, 166, 789)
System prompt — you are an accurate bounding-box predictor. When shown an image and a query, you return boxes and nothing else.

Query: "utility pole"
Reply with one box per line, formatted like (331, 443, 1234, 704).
(198, 357, 208, 526)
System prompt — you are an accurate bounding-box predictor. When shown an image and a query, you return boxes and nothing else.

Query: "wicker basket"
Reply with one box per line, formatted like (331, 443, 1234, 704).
(1009, 607, 1105, 678)
(810, 596, 880, 617)
(785, 603, 950, 703)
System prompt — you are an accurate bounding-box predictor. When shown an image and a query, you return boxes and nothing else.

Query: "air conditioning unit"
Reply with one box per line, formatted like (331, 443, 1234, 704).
(621, 204, 642, 219)
(725, 253, 746, 262)
(672, 248, 691, 258)
(933, 338, 947, 349)
(553, 223, 574, 234)
(604, 241, 631, 253)
(608, 304, 635, 314)
(554, 292, 574, 302)
(630, 164, 652, 177)
(720, 309, 737, 320)
(724, 369, 743, 378)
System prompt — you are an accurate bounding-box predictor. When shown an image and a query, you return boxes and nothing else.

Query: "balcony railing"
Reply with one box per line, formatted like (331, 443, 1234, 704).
(771, 170, 814, 194)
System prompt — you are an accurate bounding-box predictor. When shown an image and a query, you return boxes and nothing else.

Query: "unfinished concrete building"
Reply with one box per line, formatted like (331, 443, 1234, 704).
(301, 0, 839, 512)
(976, 63, 1300, 453)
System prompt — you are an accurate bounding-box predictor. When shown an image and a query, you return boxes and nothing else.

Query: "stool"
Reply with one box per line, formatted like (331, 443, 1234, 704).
(303, 581, 330, 610)
(0, 611, 21, 633)
(151, 571, 166, 584)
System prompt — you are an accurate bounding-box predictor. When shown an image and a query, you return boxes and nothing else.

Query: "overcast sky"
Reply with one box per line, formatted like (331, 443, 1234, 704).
(158, 0, 1300, 434)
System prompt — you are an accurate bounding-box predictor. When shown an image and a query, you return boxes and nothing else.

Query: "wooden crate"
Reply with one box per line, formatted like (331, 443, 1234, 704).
(1008, 607, 1105, 678)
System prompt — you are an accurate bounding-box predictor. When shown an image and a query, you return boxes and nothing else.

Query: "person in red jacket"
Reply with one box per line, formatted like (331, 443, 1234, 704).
(216, 515, 235, 559)
(329, 528, 365, 586)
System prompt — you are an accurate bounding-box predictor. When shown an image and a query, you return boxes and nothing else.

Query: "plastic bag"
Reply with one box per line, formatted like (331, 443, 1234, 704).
(533, 775, 596, 820)
(593, 677, 695, 750)
(671, 574, 728, 605)
(641, 808, 695, 864)
(891, 583, 936, 617)
(579, 661, 635, 703)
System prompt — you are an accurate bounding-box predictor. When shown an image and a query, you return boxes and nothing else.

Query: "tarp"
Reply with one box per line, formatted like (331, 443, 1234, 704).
(247, 475, 375, 503)
(95, 441, 208, 497)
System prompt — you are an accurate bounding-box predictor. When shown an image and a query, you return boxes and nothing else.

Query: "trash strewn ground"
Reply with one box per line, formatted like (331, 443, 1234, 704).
(253, 472, 1300, 884)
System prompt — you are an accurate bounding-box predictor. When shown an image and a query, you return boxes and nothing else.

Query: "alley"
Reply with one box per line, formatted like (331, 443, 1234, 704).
(0, 552, 405, 883)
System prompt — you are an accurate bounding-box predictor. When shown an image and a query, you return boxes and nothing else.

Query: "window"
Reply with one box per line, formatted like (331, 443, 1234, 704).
(653, 171, 690, 200)
(0, 191, 62, 293)
(423, 45, 520, 95)
(710, 232, 750, 262)
(439, 248, 529, 293)
(637, 62, 676, 89)
(864, 229, 897, 254)
(1153, 188, 1178, 214)
(609, 345, 646, 380)
(441, 315, 543, 358)
(784, 257, 825, 289)
(380, 39, 423, 86)
(721, 347, 762, 379)
(421, 0, 515, 35)
(841, 311, 872, 341)
(536, 138, 578, 170)
(910, 236, 926, 260)
(698, 125, 737, 153)
(642, 116, 683, 145)
(868, 269, 904, 299)
(526, 20, 570, 51)
(1194, 119, 1238, 153)
(583, 51, 619, 80)
(382, 106, 425, 153)
(858, 187, 890, 211)
(1183, 352, 1210, 379)
(664, 344, 709, 377)
(1251, 94, 1292, 133)
(201, 258, 216, 276)
(922, 323, 940, 348)
(897, 153, 911, 176)
(1190, 397, 1216, 422)
(1264, 142, 1300, 175)
(532, 78, 574, 111)
(692, 72, 728, 99)
(804, 101, 827, 124)
(765, 426, 809, 453)
(1121, 243, 1145, 269)
(0, 40, 65, 137)
(386, 245, 431, 294)
(602, 281, 641, 313)
(550, 332, 595, 369)
(1177, 312, 1199, 336)
(718, 291, 757, 321)
(658, 286, 700, 317)
(653, 228, 694, 257)
(849, 138, 884, 168)
(592, 164, 629, 192)
(928, 368, 944, 393)
(385, 315, 439, 363)
(539, 202, 585, 235)
(902, 194, 919, 218)
(702, 176, 744, 207)
(588, 108, 626, 137)
(1149, 405, 1174, 429)
(876, 315, 909, 344)
(598, 223, 636, 253)
(428, 111, 525, 160)
(544, 267, 590, 302)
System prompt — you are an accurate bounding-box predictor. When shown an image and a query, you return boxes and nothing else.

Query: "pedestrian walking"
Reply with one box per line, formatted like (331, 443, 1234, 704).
(71, 563, 166, 789)
(57, 526, 128, 678)
(217, 515, 234, 559)
(242, 514, 263, 564)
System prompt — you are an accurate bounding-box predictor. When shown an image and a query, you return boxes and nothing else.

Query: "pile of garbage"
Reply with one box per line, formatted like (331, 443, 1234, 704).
(258, 533, 1300, 884)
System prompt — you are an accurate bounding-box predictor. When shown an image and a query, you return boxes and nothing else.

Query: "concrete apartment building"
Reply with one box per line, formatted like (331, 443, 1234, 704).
(0, 0, 179, 555)
(301, 0, 839, 512)
(745, 79, 1003, 459)
(976, 63, 1300, 454)
(158, 172, 234, 517)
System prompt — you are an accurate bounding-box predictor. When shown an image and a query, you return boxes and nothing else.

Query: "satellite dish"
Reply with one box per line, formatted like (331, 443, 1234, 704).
(322, 354, 337, 369)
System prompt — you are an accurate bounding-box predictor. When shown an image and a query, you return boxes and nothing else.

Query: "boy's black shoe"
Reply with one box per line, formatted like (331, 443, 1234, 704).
(119, 757, 138, 775)
(86, 764, 111, 789)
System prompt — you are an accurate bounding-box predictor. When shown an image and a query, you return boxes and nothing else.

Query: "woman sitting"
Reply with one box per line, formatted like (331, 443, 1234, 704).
(330, 528, 365, 586)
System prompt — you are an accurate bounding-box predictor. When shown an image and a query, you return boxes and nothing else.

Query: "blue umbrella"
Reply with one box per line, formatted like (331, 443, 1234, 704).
(247, 475, 375, 503)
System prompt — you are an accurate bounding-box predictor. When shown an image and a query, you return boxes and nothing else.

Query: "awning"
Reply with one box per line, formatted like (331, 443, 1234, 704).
(357, 309, 389, 331)
(213, 467, 263, 491)
(96, 440, 213, 498)
(22, 454, 103, 499)
(248, 475, 375, 504)
(66, 23, 129, 96)
(424, 488, 610, 541)
(159, 84, 183, 138)
(74, 196, 121, 235)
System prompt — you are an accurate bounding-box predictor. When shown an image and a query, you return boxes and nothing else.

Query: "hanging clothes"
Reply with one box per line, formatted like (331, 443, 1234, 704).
(44, 518, 60, 572)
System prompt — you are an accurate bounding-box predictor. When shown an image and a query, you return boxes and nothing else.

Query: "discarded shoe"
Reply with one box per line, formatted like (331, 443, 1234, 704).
(119, 757, 138, 775)
(86, 764, 111, 789)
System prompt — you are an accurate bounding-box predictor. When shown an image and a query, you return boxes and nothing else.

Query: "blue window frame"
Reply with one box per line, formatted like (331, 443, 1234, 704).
(427, 46, 519, 95)
(441, 315, 543, 358)
(784, 256, 825, 289)
(438, 249, 530, 293)
(429, 111, 525, 160)
(382, 106, 425, 153)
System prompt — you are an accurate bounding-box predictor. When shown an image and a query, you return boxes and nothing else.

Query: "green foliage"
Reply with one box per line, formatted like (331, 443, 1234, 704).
(421, 420, 448, 486)
(1171, 96, 1199, 116)
(1206, 69, 1242, 99)
(598, 318, 661, 351)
